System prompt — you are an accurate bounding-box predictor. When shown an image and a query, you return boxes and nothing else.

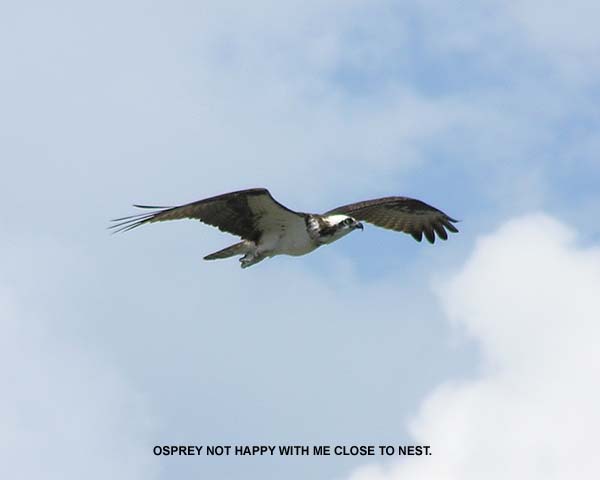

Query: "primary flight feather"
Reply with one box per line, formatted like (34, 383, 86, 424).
(110, 188, 459, 268)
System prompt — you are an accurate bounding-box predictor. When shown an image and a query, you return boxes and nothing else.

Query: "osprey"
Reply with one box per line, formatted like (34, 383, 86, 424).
(110, 188, 458, 268)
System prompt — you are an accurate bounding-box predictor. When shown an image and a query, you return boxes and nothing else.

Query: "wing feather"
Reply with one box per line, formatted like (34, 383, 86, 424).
(326, 196, 459, 244)
(109, 188, 304, 241)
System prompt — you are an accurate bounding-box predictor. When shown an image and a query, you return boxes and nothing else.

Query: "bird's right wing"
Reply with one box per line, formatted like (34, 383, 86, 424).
(110, 188, 305, 242)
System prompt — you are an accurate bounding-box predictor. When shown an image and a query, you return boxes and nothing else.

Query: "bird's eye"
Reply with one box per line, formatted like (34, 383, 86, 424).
(345, 218, 354, 225)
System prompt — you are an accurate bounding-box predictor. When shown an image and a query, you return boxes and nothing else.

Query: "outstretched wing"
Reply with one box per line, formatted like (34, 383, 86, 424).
(326, 196, 459, 243)
(110, 188, 304, 242)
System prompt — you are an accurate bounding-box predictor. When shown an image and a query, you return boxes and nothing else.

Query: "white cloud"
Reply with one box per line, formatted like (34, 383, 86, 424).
(0, 286, 157, 480)
(1, 2, 599, 479)
(2, 0, 597, 220)
(0, 0, 480, 212)
(181, 0, 469, 201)
(348, 214, 600, 479)
(0, 224, 462, 480)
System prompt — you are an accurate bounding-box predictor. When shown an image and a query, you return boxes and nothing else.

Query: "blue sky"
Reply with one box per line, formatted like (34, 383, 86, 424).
(2, 1, 600, 479)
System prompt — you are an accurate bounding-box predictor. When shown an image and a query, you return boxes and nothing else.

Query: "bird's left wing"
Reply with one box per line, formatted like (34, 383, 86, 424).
(326, 196, 459, 243)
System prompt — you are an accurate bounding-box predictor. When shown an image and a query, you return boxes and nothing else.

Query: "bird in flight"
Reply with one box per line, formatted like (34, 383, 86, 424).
(110, 188, 458, 268)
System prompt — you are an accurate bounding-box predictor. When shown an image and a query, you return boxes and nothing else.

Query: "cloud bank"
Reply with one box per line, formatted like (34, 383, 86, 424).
(349, 214, 600, 479)
(2, 1, 599, 479)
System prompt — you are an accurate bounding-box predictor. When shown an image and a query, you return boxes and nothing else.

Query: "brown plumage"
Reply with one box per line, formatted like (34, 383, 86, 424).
(326, 196, 458, 243)
(110, 188, 459, 268)
(109, 188, 301, 242)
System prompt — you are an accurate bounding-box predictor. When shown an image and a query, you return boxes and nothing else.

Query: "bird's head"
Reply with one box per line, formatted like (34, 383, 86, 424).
(318, 214, 363, 244)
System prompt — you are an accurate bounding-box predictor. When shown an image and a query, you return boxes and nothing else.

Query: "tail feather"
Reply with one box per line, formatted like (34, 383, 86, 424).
(204, 241, 249, 261)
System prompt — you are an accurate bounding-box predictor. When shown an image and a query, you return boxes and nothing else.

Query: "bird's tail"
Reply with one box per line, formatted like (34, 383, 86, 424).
(204, 241, 250, 261)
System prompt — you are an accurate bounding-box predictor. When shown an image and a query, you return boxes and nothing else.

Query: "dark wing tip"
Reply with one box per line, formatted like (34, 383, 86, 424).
(411, 231, 423, 242)
(108, 205, 173, 234)
(442, 217, 460, 234)
(408, 214, 459, 244)
(108, 214, 153, 234)
(433, 223, 448, 241)
(423, 225, 435, 244)
(445, 224, 459, 234)
(132, 204, 173, 209)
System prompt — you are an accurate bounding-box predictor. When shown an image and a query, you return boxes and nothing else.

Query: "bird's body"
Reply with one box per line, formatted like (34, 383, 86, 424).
(111, 188, 458, 268)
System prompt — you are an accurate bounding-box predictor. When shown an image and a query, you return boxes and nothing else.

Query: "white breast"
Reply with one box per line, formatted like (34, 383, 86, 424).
(258, 219, 319, 257)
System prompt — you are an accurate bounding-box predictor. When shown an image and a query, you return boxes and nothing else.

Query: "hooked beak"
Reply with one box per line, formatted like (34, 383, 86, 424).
(356, 222, 364, 231)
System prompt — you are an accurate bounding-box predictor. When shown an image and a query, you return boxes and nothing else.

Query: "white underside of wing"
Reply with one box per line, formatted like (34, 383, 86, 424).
(260, 221, 317, 257)
(246, 196, 318, 257)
